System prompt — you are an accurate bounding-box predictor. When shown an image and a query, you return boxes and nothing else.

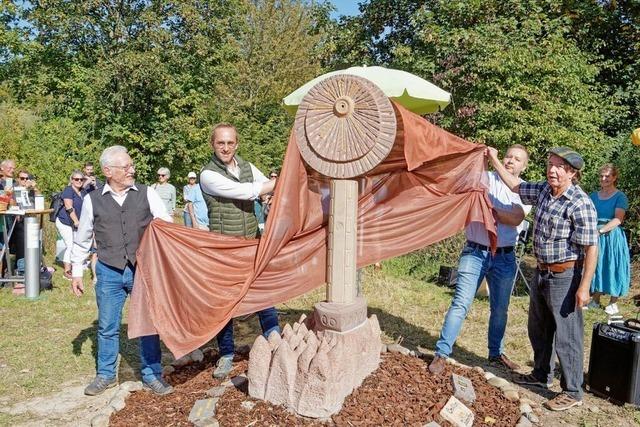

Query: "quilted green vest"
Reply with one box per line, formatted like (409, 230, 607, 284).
(202, 154, 258, 238)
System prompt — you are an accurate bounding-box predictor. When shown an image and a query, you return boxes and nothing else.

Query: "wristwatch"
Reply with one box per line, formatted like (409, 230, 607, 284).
(65, 207, 75, 213)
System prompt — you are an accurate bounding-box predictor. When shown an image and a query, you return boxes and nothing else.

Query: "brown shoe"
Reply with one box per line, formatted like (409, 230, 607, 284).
(544, 392, 583, 411)
(488, 354, 520, 371)
(428, 355, 446, 375)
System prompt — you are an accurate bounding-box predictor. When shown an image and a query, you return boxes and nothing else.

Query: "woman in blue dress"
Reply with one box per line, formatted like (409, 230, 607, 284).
(587, 163, 630, 315)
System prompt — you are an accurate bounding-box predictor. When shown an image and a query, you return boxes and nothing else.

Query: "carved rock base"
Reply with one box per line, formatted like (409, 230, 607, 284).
(247, 307, 381, 418)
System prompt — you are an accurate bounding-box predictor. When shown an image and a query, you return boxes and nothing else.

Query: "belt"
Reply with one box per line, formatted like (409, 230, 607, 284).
(467, 241, 514, 254)
(537, 260, 582, 273)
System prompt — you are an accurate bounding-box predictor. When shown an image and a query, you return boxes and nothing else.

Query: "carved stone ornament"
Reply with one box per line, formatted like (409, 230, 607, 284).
(294, 74, 397, 178)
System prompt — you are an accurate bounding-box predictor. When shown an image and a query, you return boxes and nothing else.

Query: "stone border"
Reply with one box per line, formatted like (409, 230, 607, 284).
(93, 345, 539, 426)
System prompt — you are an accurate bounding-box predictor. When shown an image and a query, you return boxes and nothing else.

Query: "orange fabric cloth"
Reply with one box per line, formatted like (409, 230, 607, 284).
(128, 103, 496, 358)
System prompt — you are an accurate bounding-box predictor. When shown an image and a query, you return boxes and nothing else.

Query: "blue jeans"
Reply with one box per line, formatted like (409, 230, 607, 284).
(435, 243, 517, 358)
(529, 267, 584, 400)
(95, 260, 162, 384)
(183, 211, 192, 227)
(217, 307, 280, 358)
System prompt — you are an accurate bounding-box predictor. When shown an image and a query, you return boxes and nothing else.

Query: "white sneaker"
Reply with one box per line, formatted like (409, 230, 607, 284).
(604, 303, 619, 315)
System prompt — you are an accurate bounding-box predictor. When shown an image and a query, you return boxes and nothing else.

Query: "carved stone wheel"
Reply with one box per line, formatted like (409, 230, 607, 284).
(294, 74, 397, 178)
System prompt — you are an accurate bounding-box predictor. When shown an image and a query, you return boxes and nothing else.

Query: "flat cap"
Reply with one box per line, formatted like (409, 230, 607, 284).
(187, 171, 197, 178)
(548, 146, 584, 170)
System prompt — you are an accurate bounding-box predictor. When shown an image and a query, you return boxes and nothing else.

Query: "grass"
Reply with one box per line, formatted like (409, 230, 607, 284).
(1, 221, 639, 425)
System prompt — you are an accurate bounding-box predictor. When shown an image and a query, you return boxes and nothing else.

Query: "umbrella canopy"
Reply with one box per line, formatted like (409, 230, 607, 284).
(283, 66, 451, 115)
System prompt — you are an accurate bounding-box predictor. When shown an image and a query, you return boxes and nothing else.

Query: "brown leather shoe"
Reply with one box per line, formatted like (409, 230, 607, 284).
(428, 355, 446, 375)
(488, 354, 520, 371)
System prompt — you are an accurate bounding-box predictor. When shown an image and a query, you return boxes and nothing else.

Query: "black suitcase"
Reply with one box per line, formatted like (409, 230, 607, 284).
(587, 321, 640, 405)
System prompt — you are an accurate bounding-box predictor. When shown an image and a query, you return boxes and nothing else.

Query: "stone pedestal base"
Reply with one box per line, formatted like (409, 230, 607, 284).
(247, 302, 381, 418)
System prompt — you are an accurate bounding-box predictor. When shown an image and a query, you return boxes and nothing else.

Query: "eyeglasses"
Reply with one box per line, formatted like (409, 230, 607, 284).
(109, 164, 135, 171)
(72, 177, 84, 182)
(158, 174, 166, 177)
(270, 175, 278, 179)
(214, 141, 237, 149)
(18, 176, 29, 180)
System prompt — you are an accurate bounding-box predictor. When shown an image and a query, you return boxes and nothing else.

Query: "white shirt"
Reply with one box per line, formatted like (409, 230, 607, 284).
(200, 157, 268, 201)
(466, 171, 532, 247)
(70, 183, 172, 277)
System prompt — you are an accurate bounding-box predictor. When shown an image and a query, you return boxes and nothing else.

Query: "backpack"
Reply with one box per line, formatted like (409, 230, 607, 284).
(49, 192, 63, 222)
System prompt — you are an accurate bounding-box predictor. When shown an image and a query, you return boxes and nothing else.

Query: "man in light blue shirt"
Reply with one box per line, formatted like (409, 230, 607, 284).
(429, 144, 531, 374)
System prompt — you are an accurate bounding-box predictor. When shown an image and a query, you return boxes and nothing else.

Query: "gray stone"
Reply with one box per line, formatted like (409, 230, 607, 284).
(194, 418, 219, 427)
(188, 399, 218, 423)
(589, 405, 600, 413)
(423, 422, 441, 427)
(472, 366, 484, 375)
(109, 396, 126, 412)
(519, 402, 533, 414)
(487, 376, 509, 388)
(516, 415, 533, 427)
(504, 390, 520, 401)
(119, 381, 143, 392)
(524, 411, 539, 424)
(380, 343, 388, 353)
(240, 400, 256, 411)
(90, 414, 110, 427)
(439, 396, 474, 427)
(206, 386, 227, 398)
(162, 365, 175, 376)
(194, 418, 220, 427)
(171, 354, 192, 367)
(387, 343, 411, 355)
(451, 373, 476, 404)
(484, 371, 496, 381)
(190, 349, 205, 363)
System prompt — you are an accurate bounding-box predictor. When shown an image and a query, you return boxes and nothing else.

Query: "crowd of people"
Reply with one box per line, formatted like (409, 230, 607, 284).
(0, 132, 633, 411)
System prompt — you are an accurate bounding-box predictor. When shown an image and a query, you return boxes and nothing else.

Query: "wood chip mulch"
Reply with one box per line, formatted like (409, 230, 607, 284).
(110, 351, 520, 426)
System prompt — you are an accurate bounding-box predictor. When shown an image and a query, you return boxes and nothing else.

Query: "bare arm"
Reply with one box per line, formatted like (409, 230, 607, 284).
(493, 204, 525, 226)
(598, 208, 625, 234)
(575, 244, 598, 308)
(486, 147, 521, 193)
(260, 179, 276, 196)
(63, 198, 80, 227)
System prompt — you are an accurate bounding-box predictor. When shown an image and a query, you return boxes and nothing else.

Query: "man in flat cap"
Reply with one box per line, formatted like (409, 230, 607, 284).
(487, 146, 598, 411)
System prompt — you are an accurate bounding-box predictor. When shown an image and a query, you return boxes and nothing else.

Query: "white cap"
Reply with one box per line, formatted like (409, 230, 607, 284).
(187, 172, 197, 178)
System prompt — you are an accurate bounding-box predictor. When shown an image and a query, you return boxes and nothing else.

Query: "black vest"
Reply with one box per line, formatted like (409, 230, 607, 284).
(89, 184, 153, 269)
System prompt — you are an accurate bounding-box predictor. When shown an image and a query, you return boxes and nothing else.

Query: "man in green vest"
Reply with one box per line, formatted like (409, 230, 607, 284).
(200, 123, 281, 379)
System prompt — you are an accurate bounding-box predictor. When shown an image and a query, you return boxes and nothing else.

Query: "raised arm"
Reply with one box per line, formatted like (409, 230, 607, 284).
(486, 147, 521, 193)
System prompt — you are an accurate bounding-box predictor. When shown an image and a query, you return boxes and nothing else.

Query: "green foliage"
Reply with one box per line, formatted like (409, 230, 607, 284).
(383, 234, 466, 281)
(0, 0, 331, 188)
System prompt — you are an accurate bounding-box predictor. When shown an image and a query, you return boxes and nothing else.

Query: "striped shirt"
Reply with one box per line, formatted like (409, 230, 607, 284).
(519, 181, 598, 263)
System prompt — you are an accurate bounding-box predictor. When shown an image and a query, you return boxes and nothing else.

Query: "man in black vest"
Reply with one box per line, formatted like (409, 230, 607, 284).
(71, 145, 175, 396)
(200, 123, 280, 379)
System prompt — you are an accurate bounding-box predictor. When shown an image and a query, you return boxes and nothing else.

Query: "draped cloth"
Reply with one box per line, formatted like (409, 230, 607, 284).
(128, 102, 497, 359)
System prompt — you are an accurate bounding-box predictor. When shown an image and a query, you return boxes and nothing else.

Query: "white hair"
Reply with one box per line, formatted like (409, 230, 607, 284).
(157, 167, 170, 177)
(99, 146, 129, 167)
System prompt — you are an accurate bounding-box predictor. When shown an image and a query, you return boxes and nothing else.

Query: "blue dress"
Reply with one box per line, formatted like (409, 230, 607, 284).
(589, 191, 630, 297)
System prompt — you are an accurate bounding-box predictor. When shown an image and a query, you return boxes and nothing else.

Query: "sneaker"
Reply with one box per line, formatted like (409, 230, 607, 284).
(84, 376, 118, 396)
(143, 377, 174, 395)
(512, 372, 553, 389)
(428, 354, 446, 375)
(488, 354, 520, 371)
(213, 356, 234, 379)
(544, 392, 583, 411)
(604, 303, 619, 315)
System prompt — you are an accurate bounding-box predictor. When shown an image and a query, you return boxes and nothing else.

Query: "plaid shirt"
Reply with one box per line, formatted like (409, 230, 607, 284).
(519, 181, 598, 263)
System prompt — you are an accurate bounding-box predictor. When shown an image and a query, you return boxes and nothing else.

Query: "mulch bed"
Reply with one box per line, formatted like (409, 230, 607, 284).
(110, 351, 520, 426)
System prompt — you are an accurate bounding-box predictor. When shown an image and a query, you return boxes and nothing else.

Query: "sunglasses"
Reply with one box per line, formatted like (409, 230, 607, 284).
(72, 177, 84, 182)
(18, 176, 29, 180)
(158, 174, 166, 177)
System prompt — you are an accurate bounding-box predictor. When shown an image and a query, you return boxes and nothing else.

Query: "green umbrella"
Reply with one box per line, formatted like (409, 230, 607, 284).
(283, 65, 451, 115)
